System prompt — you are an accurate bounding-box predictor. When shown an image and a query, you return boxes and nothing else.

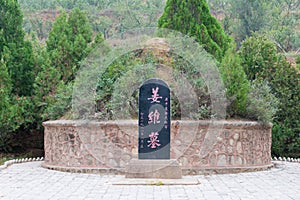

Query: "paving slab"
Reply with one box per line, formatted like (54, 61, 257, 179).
(111, 176, 200, 185)
(0, 161, 299, 200)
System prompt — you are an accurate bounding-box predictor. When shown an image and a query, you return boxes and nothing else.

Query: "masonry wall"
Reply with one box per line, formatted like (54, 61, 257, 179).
(43, 120, 272, 174)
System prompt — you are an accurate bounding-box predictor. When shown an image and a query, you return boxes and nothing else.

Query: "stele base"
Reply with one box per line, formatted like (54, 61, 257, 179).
(125, 159, 182, 179)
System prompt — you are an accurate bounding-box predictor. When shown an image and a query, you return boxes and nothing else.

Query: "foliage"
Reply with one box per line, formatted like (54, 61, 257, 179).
(240, 35, 300, 128)
(20, 0, 166, 40)
(46, 8, 92, 82)
(272, 124, 300, 158)
(0, 0, 35, 96)
(0, 157, 10, 165)
(231, 0, 269, 45)
(18, 0, 112, 11)
(23, 16, 53, 41)
(95, 46, 214, 120)
(220, 43, 250, 117)
(296, 55, 300, 64)
(240, 34, 300, 156)
(95, 51, 157, 119)
(42, 81, 73, 120)
(245, 80, 278, 124)
(239, 35, 278, 81)
(105, 63, 156, 120)
(0, 0, 37, 152)
(33, 49, 61, 123)
(0, 61, 36, 151)
(267, 0, 300, 52)
(297, 55, 300, 71)
(0, 0, 297, 158)
(271, 56, 300, 129)
(0, 62, 14, 151)
(1, 6, 101, 152)
(34, 8, 99, 122)
(208, 0, 300, 51)
(158, 0, 230, 61)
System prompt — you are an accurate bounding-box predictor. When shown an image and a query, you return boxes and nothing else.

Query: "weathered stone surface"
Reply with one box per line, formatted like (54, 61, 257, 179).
(43, 120, 272, 174)
(125, 159, 182, 179)
(217, 155, 227, 166)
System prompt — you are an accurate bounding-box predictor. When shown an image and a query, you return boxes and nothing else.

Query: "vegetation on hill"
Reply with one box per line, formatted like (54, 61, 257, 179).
(19, 0, 166, 41)
(208, 0, 300, 51)
(0, 0, 298, 158)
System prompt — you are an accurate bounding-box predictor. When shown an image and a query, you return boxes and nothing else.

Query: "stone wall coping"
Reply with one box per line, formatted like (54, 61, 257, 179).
(41, 162, 274, 175)
(43, 120, 272, 128)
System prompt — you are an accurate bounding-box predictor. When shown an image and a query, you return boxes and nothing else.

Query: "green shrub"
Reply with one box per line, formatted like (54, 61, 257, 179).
(43, 81, 73, 120)
(0, 96, 30, 152)
(239, 34, 278, 81)
(220, 44, 250, 117)
(296, 55, 300, 71)
(240, 34, 300, 156)
(0, 62, 18, 151)
(107, 64, 156, 120)
(95, 51, 157, 119)
(296, 55, 300, 64)
(246, 80, 279, 124)
(94, 47, 212, 120)
(272, 124, 300, 158)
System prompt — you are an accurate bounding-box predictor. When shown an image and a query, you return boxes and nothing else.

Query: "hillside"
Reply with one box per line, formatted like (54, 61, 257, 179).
(20, 0, 167, 41)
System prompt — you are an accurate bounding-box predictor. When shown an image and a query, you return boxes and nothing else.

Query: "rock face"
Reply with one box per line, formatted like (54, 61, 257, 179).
(42, 120, 273, 174)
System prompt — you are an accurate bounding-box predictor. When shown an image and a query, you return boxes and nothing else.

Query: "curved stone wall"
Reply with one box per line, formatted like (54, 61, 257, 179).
(42, 120, 272, 174)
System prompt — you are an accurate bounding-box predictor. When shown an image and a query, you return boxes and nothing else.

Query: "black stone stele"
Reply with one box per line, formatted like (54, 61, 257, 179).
(138, 78, 170, 159)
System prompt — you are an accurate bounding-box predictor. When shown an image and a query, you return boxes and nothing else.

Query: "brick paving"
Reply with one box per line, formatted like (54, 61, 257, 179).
(0, 161, 299, 200)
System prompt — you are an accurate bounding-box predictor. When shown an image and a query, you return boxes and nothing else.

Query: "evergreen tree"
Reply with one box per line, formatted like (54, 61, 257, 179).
(0, 0, 34, 96)
(240, 35, 300, 157)
(41, 8, 97, 121)
(231, 0, 269, 45)
(158, 0, 230, 61)
(46, 9, 92, 82)
(0, 61, 22, 151)
(46, 11, 70, 82)
(220, 43, 250, 117)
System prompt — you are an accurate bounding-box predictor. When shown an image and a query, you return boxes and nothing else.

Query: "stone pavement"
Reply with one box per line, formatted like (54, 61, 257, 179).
(0, 161, 299, 200)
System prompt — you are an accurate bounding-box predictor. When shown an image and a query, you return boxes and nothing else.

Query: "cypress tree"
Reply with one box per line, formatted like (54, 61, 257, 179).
(0, 0, 34, 96)
(46, 9, 92, 82)
(158, 0, 230, 61)
(220, 43, 250, 117)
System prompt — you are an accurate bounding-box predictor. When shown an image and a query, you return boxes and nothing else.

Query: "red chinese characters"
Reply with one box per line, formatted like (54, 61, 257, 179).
(148, 109, 160, 124)
(147, 87, 162, 103)
(147, 132, 161, 149)
(147, 87, 163, 149)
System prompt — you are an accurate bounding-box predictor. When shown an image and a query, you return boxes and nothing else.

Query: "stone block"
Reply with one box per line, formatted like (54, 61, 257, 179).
(125, 159, 182, 179)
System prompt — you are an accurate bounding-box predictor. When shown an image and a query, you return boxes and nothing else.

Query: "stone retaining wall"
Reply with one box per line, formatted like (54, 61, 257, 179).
(43, 120, 272, 174)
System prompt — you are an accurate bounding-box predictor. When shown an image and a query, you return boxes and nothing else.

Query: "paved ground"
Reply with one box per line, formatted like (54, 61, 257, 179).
(0, 161, 299, 200)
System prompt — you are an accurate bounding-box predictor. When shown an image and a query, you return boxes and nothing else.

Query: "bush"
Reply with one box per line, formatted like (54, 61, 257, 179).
(0, 95, 31, 152)
(95, 50, 157, 119)
(239, 34, 278, 81)
(296, 55, 300, 64)
(246, 80, 279, 124)
(272, 124, 300, 158)
(0, 62, 18, 151)
(43, 81, 73, 120)
(296, 55, 300, 71)
(220, 44, 250, 117)
(94, 45, 213, 120)
(239, 34, 300, 156)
